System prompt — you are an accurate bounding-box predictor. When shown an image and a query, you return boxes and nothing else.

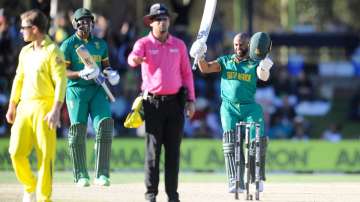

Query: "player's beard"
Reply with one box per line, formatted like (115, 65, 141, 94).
(236, 47, 248, 58)
(79, 24, 90, 32)
(77, 26, 91, 39)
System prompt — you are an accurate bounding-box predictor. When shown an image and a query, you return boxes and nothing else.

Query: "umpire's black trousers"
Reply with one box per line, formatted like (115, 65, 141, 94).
(143, 95, 184, 201)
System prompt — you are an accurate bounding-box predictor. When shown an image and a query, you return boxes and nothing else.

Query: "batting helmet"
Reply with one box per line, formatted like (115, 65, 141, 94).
(73, 8, 94, 22)
(249, 32, 272, 61)
(72, 8, 94, 30)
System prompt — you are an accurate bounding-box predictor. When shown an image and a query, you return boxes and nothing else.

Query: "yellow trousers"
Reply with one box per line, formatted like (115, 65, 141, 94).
(9, 100, 56, 202)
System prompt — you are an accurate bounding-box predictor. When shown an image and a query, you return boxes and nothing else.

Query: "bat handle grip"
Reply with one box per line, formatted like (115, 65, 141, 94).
(192, 55, 200, 70)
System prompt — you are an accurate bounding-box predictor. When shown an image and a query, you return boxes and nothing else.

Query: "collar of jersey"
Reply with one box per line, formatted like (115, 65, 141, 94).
(148, 32, 174, 45)
(75, 33, 93, 43)
(231, 54, 250, 63)
(29, 35, 52, 49)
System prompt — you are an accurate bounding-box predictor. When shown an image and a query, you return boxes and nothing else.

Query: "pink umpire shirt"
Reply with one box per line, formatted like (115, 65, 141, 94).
(128, 33, 195, 101)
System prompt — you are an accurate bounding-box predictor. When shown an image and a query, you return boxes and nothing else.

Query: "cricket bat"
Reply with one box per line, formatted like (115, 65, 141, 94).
(76, 45, 116, 102)
(192, 0, 217, 70)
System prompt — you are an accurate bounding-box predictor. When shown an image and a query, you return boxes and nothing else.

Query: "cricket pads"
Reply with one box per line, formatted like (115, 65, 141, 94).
(95, 118, 113, 178)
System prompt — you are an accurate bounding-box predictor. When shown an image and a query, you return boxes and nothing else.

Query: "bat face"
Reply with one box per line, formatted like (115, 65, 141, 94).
(196, 0, 217, 43)
(83, 57, 93, 66)
(75, 44, 116, 102)
(76, 45, 97, 68)
(191, 0, 217, 70)
(196, 29, 210, 40)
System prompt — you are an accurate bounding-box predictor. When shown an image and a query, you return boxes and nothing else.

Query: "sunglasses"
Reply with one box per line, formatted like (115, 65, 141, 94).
(153, 16, 168, 22)
(20, 25, 33, 30)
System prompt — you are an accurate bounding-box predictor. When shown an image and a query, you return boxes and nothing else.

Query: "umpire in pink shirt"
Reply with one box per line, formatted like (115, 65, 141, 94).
(127, 3, 195, 202)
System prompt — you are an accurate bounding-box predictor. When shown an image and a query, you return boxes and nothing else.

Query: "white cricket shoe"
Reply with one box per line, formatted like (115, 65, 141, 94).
(22, 191, 35, 202)
(94, 175, 110, 186)
(77, 178, 90, 187)
(229, 184, 245, 193)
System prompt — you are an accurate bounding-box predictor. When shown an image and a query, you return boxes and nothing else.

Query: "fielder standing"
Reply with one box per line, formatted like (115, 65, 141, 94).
(60, 8, 119, 187)
(127, 3, 195, 202)
(6, 9, 67, 202)
(190, 32, 272, 193)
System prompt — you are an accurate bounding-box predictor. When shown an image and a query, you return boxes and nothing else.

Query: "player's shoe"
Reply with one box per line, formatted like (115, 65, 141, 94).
(77, 178, 90, 187)
(229, 183, 245, 193)
(229, 179, 245, 193)
(22, 191, 35, 202)
(94, 175, 110, 186)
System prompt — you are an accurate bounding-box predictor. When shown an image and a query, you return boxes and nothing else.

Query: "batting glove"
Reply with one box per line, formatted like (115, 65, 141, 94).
(257, 57, 273, 81)
(258, 57, 274, 71)
(79, 67, 100, 80)
(103, 67, 120, 86)
(190, 40, 207, 59)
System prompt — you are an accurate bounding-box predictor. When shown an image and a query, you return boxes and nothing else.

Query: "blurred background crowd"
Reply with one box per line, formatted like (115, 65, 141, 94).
(0, 0, 360, 141)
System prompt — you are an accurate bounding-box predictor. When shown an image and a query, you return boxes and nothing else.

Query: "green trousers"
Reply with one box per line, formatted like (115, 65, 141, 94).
(66, 85, 113, 182)
(66, 85, 111, 128)
(220, 100, 265, 140)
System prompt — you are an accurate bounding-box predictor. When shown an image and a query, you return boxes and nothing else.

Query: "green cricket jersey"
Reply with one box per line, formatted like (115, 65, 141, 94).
(60, 34, 109, 87)
(217, 54, 259, 104)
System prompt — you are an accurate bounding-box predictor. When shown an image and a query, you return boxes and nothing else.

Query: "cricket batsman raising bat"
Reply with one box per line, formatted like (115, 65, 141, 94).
(190, 0, 217, 70)
(60, 8, 120, 187)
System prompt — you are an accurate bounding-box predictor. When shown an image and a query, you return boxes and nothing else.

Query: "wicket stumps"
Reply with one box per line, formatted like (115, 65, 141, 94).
(235, 122, 261, 200)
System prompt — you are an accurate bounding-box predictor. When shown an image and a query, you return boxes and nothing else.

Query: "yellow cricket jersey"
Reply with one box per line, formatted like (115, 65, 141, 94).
(10, 35, 67, 104)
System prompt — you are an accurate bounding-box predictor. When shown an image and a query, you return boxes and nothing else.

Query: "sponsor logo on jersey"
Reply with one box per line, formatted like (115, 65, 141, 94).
(169, 48, 179, 53)
(226, 71, 251, 81)
(149, 49, 159, 55)
(95, 42, 100, 50)
(55, 56, 64, 65)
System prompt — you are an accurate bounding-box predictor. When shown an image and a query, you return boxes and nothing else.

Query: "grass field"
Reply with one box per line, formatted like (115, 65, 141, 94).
(2, 171, 360, 184)
(1, 171, 360, 202)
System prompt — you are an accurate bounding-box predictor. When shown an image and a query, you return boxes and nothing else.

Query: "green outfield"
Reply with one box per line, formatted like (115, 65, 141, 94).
(2, 139, 360, 172)
(1, 171, 360, 184)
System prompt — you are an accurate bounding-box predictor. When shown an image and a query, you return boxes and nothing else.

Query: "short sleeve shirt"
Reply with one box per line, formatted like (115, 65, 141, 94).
(60, 34, 108, 87)
(217, 54, 259, 104)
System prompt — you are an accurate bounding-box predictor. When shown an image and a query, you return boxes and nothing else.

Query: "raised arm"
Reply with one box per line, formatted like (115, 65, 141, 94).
(190, 40, 221, 73)
(197, 57, 221, 73)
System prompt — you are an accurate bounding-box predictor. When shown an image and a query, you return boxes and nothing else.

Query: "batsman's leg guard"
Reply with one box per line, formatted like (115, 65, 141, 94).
(223, 131, 244, 191)
(259, 136, 268, 181)
(68, 124, 89, 182)
(249, 136, 268, 182)
(249, 150, 255, 183)
(95, 118, 113, 179)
